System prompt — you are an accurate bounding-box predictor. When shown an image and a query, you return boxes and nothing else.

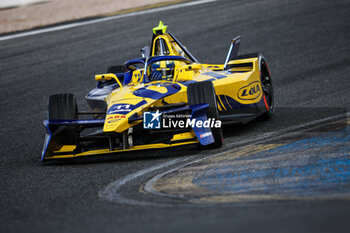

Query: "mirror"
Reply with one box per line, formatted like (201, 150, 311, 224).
(95, 73, 123, 89)
(141, 46, 150, 58)
(127, 65, 137, 71)
(185, 63, 202, 71)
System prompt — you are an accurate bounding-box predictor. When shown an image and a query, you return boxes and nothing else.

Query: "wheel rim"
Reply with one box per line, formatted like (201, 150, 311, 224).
(261, 70, 273, 110)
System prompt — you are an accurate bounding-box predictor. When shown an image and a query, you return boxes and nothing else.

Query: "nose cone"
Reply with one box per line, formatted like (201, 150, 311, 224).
(104, 114, 128, 132)
(103, 99, 148, 133)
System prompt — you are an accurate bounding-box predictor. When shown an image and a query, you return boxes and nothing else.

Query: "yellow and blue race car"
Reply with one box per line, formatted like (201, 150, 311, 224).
(41, 21, 274, 161)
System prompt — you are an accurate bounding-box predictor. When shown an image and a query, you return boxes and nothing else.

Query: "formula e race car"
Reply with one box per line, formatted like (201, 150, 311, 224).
(41, 21, 274, 161)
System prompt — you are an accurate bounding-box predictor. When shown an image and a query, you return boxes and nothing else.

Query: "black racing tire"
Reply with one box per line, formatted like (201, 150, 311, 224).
(187, 81, 223, 148)
(107, 65, 125, 73)
(235, 53, 274, 119)
(49, 93, 79, 145)
(107, 65, 125, 84)
(235, 53, 260, 60)
(257, 54, 274, 119)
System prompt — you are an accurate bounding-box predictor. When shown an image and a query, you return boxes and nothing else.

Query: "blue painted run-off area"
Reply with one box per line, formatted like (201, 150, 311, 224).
(193, 125, 350, 197)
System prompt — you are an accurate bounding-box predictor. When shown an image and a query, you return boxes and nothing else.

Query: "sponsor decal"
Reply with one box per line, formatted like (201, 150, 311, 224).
(106, 115, 125, 123)
(200, 132, 213, 138)
(237, 81, 262, 100)
(202, 71, 227, 79)
(107, 100, 147, 115)
(133, 83, 181, 99)
(107, 104, 132, 115)
(108, 119, 120, 123)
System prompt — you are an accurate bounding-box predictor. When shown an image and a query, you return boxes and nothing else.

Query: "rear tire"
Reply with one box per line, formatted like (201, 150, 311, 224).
(258, 54, 274, 119)
(49, 93, 79, 145)
(107, 65, 125, 74)
(187, 81, 223, 148)
(107, 65, 125, 84)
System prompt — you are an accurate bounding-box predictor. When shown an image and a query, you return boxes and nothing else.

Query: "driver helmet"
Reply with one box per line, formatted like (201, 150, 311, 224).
(149, 61, 175, 81)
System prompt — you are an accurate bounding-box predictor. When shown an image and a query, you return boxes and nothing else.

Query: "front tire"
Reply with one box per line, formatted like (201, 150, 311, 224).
(48, 93, 79, 145)
(187, 81, 223, 148)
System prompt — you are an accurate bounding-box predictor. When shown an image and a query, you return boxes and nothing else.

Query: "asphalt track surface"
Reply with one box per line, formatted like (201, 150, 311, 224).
(1, 0, 350, 232)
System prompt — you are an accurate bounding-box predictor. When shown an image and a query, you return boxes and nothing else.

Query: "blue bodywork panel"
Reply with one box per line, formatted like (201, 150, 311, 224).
(189, 104, 215, 146)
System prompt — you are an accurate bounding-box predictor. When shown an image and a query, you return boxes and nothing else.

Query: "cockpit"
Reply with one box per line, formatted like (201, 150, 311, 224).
(153, 38, 170, 56)
(122, 21, 200, 84)
(148, 38, 175, 81)
(147, 56, 191, 82)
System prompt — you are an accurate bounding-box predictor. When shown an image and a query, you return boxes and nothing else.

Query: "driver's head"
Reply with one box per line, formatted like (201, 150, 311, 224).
(149, 61, 175, 81)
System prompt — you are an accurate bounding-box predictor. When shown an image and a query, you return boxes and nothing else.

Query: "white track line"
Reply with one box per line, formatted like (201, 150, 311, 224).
(0, 0, 217, 42)
(98, 157, 194, 207)
(98, 112, 349, 206)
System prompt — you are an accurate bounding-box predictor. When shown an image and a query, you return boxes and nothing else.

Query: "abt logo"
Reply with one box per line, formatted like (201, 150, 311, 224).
(143, 110, 162, 129)
(107, 104, 131, 115)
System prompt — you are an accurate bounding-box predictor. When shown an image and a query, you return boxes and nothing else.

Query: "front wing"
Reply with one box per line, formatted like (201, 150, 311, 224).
(41, 103, 212, 161)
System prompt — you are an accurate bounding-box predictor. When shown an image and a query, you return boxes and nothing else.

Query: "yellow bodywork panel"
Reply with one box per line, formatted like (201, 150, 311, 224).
(174, 64, 202, 82)
(102, 56, 262, 133)
(171, 131, 196, 142)
(95, 73, 123, 88)
(130, 69, 144, 84)
(56, 145, 77, 152)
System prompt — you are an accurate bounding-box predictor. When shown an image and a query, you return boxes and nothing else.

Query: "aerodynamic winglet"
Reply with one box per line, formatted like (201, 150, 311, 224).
(223, 36, 241, 70)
